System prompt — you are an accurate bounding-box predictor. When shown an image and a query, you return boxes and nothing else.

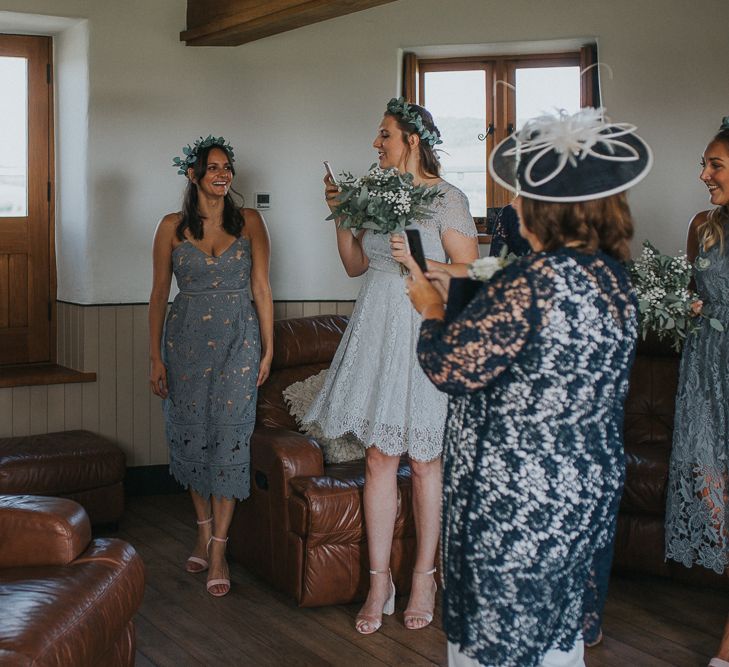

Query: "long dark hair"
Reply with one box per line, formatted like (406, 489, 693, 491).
(176, 143, 244, 241)
(386, 104, 441, 178)
(519, 192, 635, 262)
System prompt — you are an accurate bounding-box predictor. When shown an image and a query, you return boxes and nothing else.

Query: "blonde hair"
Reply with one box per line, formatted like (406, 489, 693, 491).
(698, 206, 729, 253)
(698, 127, 729, 252)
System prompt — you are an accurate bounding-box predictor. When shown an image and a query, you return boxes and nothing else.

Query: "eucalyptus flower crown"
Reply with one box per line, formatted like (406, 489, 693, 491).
(720, 116, 729, 132)
(172, 135, 235, 176)
(386, 97, 443, 147)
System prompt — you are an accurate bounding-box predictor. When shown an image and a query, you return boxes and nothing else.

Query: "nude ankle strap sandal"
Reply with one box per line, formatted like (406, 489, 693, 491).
(206, 535, 230, 597)
(355, 569, 396, 635)
(404, 567, 437, 630)
(185, 516, 213, 574)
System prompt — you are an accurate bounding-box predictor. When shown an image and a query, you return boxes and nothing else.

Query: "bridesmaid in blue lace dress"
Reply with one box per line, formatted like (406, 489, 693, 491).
(149, 137, 273, 597)
(405, 109, 651, 666)
(304, 99, 478, 634)
(665, 119, 729, 667)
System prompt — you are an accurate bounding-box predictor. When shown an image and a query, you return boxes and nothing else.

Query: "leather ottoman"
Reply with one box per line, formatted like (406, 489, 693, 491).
(0, 430, 125, 525)
(0, 495, 145, 666)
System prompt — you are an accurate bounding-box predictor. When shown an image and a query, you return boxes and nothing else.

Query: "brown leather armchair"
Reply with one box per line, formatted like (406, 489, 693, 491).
(229, 317, 724, 608)
(0, 495, 145, 666)
(616, 336, 729, 588)
(228, 315, 417, 607)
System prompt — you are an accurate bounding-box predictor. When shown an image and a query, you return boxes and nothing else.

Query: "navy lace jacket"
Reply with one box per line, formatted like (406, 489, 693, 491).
(417, 248, 637, 666)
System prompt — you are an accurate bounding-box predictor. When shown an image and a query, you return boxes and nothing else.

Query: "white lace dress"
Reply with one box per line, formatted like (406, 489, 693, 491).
(302, 182, 477, 461)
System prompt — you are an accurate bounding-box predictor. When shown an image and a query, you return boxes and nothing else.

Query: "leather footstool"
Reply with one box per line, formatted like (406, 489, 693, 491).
(0, 430, 125, 525)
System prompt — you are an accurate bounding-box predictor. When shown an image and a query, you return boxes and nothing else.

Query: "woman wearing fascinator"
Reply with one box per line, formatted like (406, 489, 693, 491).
(148, 136, 273, 597)
(303, 98, 479, 634)
(403, 108, 651, 666)
(664, 117, 729, 667)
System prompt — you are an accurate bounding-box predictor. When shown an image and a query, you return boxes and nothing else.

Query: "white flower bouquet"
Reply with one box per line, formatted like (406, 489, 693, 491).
(467, 247, 518, 282)
(326, 164, 443, 234)
(627, 240, 723, 351)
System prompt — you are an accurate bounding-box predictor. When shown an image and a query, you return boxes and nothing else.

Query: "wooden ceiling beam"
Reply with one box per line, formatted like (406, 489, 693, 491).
(181, 0, 399, 47)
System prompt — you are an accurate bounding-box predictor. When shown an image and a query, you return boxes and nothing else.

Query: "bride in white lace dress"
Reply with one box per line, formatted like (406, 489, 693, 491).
(303, 99, 478, 634)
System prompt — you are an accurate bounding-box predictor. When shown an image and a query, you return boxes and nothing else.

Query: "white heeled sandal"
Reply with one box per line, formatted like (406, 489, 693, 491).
(185, 516, 212, 574)
(404, 567, 437, 630)
(206, 535, 231, 597)
(355, 569, 396, 635)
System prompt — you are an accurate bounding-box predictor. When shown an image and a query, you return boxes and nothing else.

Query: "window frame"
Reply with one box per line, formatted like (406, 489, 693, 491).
(412, 50, 592, 237)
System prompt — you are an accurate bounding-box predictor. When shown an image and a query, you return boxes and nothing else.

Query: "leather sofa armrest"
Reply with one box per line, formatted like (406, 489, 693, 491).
(288, 476, 364, 544)
(251, 428, 325, 498)
(0, 495, 91, 568)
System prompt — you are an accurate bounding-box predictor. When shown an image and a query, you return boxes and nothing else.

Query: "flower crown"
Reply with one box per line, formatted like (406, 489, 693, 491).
(721, 116, 729, 132)
(172, 135, 235, 176)
(385, 97, 443, 147)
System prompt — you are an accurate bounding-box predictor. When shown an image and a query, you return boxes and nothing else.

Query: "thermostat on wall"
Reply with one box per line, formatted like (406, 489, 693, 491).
(254, 192, 271, 210)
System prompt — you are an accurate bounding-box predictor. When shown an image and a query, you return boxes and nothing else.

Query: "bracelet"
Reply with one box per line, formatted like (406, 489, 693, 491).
(421, 303, 445, 321)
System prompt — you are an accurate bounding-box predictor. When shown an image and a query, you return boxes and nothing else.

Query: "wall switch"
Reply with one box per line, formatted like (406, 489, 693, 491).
(254, 192, 271, 209)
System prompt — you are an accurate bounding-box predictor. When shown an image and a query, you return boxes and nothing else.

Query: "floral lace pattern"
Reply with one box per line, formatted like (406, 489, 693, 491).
(302, 181, 476, 461)
(418, 249, 637, 666)
(163, 237, 260, 501)
(666, 243, 729, 573)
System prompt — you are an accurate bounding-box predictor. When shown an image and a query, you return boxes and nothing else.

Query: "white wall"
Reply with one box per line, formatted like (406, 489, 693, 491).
(1, 0, 727, 304)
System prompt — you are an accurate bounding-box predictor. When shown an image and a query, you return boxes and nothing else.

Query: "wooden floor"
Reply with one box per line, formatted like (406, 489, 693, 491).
(103, 494, 727, 666)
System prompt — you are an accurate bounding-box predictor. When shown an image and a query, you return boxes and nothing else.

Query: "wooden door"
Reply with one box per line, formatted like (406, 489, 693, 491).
(0, 35, 53, 364)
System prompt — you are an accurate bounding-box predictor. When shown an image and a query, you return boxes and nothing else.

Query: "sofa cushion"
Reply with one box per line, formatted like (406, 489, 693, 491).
(0, 495, 91, 568)
(0, 431, 125, 496)
(621, 441, 671, 515)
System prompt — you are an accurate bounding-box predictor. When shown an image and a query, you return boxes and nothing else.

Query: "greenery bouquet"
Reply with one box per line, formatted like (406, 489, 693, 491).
(326, 164, 443, 234)
(627, 240, 723, 351)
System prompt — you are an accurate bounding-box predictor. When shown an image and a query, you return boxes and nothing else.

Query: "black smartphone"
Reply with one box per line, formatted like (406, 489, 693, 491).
(405, 228, 428, 274)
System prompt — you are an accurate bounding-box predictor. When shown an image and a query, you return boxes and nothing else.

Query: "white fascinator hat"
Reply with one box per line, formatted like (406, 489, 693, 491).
(489, 108, 653, 203)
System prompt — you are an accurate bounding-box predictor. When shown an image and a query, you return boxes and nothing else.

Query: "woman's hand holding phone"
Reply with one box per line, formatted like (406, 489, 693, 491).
(323, 161, 341, 215)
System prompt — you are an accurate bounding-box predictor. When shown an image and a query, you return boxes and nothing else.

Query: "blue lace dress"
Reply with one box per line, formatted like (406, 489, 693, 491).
(163, 236, 260, 501)
(666, 241, 729, 573)
(303, 182, 477, 461)
(417, 249, 637, 667)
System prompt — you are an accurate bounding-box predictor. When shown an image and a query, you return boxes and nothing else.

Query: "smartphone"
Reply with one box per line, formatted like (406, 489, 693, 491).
(323, 161, 338, 185)
(405, 228, 428, 274)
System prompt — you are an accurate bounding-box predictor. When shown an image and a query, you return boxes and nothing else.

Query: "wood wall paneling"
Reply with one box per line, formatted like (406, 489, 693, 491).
(11, 302, 352, 465)
(11, 386, 30, 436)
(47, 383, 65, 432)
(28, 385, 47, 434)
(133, 305, 151, 466)
(82, 306, 100, 432)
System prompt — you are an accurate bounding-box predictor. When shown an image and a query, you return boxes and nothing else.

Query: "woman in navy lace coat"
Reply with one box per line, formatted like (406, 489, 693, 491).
(404, 110, 652, 666)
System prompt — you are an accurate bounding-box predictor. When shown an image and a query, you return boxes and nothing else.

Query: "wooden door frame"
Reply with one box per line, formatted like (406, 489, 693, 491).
(0, 34, 55, 364)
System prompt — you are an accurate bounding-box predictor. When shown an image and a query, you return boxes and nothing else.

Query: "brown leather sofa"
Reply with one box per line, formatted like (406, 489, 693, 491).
(228, 315, 418, 607)
(616, 336, 729, 588)
(229, 316, 725, 608)
(0, 494, 145, 666)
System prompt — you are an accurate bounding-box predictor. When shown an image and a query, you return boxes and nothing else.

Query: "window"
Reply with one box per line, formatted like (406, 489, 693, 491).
(0, 35, 53, 364)
(404, 46, 598, 237)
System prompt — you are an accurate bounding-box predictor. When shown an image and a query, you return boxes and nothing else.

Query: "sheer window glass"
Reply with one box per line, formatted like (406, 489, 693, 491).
(0, 57, 28, 217)
(423, 70, 487, 217)
(514, 66, 581, 130)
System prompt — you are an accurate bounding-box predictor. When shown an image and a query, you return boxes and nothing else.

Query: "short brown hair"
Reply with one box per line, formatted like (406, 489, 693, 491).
(519, 193, 634, 261)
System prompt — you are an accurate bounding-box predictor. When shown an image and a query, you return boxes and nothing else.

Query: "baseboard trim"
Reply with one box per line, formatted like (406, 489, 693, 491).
(125, 464, 185, 496)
